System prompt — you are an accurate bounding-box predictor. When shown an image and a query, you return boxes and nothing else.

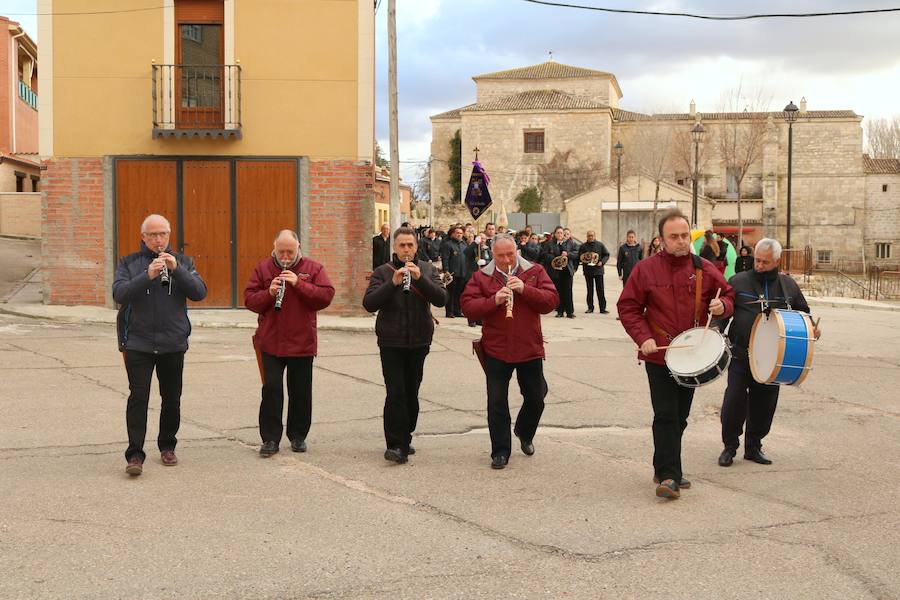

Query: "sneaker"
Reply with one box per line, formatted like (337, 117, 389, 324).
(384, 447, 408, 464)
(259, 441, 279, 457)
(125, 456, 143, 476)
(655, 479, 680, 499)
(160, 450, 178, 466)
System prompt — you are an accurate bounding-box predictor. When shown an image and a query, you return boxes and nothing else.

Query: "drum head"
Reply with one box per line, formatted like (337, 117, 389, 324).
(749, 312, 781, 383)
(666, 327, 726, 376)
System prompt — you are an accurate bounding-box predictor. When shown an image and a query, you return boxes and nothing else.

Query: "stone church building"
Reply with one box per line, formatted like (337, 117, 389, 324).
(430, 60, 899, 265)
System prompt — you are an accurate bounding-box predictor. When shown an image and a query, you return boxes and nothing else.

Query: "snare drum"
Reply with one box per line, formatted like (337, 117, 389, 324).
(749, 309, 815, 385)
(665, 327, 732, 388)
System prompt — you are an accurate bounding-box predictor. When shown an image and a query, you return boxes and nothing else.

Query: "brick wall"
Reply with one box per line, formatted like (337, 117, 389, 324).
(307, 160, 373, 315)
(41, 157, 106, 305)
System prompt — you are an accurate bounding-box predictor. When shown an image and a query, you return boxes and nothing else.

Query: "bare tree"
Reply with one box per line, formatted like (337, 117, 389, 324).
(718, 85, 770, 248)
(536, 149, 606, 210)
(411, 161, 431, 203)
(866, 116, 900, 159)
(631, 124, 676, 241)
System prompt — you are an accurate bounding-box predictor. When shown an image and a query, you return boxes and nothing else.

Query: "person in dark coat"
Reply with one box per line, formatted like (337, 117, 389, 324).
(734, 245, 754, 274)
(460, 234, 559, 469)
(700, 230, 728, 274)
(576, 230, 610, 314)
(618, 210, 735, 500)
(244, 230, 335, 457)
(616, 230, 642, 285)
(113, 214, 208, 476)
(717, 238, 820, 468)
(440, 226, 469, 318)
(372, 224, 391, 270)
(541, 226, 578, 318)
(364, 227, 447, 464)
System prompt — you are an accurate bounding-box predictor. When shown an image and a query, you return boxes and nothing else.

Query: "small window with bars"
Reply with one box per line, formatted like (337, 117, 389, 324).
(524, 131, 545, 154)
(817, 250, 833, 264)
(876, 243, 892, 259)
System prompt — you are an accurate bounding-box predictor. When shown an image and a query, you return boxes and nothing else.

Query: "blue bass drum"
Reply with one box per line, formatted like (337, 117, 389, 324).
(749, 309, 816, 385)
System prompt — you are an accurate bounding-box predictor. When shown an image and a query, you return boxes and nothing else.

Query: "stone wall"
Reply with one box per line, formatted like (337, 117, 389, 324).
(865, 174, 900, 263)
(475, 78, 618, 107)
(460, 110, 612, 214)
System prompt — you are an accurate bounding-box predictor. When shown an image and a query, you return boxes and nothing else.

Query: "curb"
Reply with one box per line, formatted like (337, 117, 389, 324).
(807, 298, 900, 312)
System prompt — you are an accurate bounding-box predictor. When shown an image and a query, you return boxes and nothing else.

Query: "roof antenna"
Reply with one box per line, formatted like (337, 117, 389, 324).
(548, 50, 554, 62)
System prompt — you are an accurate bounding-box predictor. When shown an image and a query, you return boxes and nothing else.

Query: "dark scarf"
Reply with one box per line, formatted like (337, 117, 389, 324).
(754, 267, 779, 283)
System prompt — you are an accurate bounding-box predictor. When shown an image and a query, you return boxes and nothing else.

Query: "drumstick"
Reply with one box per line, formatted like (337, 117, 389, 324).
(701, 288, 722, 343)
(635, 343, 694, 351)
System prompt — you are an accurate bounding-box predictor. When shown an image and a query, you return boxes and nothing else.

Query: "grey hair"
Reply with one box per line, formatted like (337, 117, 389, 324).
(755, 238, 783, 260)
(273, 229, 300, 243)
(141, 214, 171, 233)
(492, 233, 517, 249)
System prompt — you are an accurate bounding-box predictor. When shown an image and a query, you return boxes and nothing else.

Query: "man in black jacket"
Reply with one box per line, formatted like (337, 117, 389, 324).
(717, 238, 821, 467)
(439, 225, 468, 318)
(617, 230, 642, 284)
(540, 226, 578, 318)
(113, 214, 207, 476)
(372, 224, 391, 270)
(576, 230, 610, 314)
(363, 227, 447, 464)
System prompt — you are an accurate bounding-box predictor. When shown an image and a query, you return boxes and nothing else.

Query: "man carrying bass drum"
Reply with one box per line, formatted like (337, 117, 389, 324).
(617, 209, 734, 500)
(716, 238, 820, 468)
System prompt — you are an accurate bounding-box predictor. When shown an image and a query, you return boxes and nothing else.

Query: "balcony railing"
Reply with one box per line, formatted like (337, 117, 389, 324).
(152, 64, 242, 139)
(18, 81, 37, 110)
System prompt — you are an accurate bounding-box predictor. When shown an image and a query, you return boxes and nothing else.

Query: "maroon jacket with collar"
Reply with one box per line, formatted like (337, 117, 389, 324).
(460, 256, 559, 364)
(617, 250, 735, 365)
(244, 255, 335, 357)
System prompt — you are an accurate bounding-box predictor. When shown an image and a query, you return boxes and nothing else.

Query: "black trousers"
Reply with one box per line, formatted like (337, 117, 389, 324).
(720, 357, 780, 451)
(645, 362, 695, 482)
(584, 271, 606, 311)
(554, 270, 574, 316)
(259, 352, 314, 444)
(446, 277, 464, 317)
(124, 350, 185, 461)
(485, 353, 547, 458)
(379, 346, 429, 451)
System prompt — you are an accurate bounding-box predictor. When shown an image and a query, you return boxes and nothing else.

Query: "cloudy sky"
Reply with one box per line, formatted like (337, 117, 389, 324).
(4, 1, 899, 183)
(375, 0, 900, 181)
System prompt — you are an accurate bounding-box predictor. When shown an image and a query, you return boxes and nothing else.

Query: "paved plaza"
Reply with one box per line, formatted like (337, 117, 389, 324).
(1, 269, 900, 599)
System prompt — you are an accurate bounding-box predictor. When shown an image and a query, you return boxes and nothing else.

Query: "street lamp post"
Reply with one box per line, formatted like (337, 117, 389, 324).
(614, 141, 624, 245)
(690, 122, 706, 228)
(784, 101, 799, 250)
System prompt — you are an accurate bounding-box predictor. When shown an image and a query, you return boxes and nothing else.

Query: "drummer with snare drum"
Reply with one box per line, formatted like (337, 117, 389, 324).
(717, 238, 820, 468)
(617, 209, 734, 500)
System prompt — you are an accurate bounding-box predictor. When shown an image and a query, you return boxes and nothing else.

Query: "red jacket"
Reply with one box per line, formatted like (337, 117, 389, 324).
(244, 256, 335, 357)
(617, 250, 735, 365)
(460, 258, 559, 363)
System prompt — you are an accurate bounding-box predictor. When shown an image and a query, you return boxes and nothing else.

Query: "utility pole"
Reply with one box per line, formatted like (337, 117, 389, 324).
(388, 0, 401, 239)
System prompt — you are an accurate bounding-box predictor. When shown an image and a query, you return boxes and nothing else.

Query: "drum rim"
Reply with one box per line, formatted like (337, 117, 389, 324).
(791, 312, 816, 386)
(666, 327, 727, 377)
(750, 310, 785, 384)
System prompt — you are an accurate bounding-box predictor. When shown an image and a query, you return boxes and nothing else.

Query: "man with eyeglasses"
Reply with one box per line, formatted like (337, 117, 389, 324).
(113, 214, 207, 477)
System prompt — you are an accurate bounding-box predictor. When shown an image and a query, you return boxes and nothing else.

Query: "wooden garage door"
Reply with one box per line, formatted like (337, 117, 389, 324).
(235, 161, 298, 293)
(183, 161, 232, 307)
(115, 161, 178, 259)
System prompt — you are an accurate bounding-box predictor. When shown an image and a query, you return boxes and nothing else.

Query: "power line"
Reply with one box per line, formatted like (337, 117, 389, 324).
(518, 0, 900, 20)
(4, 6, 164, 17)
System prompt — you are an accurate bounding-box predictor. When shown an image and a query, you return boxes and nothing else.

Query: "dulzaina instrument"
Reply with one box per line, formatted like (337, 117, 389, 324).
(401, 255, 413, 294)
(580, 252, 600, 267)
(502, 264, 514, 319)
(550, 255, 568, 270)
(749, 309, 817, 385)
(274, 258, 287, 311)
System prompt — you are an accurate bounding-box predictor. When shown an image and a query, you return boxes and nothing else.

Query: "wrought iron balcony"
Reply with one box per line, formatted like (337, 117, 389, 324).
(152, 64, 242, 139)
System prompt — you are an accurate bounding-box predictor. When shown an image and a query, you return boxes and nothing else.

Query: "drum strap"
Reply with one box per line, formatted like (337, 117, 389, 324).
(647, 258, 704, 340)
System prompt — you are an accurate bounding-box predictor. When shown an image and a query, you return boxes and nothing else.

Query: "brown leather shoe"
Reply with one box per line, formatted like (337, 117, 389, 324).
(125, 456, 143, 476)
(160, 450, 178, 466)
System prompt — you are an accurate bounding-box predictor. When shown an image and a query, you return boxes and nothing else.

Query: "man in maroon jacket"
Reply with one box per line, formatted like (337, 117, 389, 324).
(617, 210, 735, 499)
(244, 230, 335, 457)
(461, 234, 559, 469)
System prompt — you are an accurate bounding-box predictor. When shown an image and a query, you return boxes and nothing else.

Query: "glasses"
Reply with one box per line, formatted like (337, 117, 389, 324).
(144, 231, 170, 238)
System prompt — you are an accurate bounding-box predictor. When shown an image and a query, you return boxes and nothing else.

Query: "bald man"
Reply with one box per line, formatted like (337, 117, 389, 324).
(113, 214, 208, 476)
(244, 230, 335, 457)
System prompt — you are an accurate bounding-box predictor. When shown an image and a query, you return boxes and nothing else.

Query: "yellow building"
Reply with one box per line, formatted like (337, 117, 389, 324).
(39, 0, 374, 312)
